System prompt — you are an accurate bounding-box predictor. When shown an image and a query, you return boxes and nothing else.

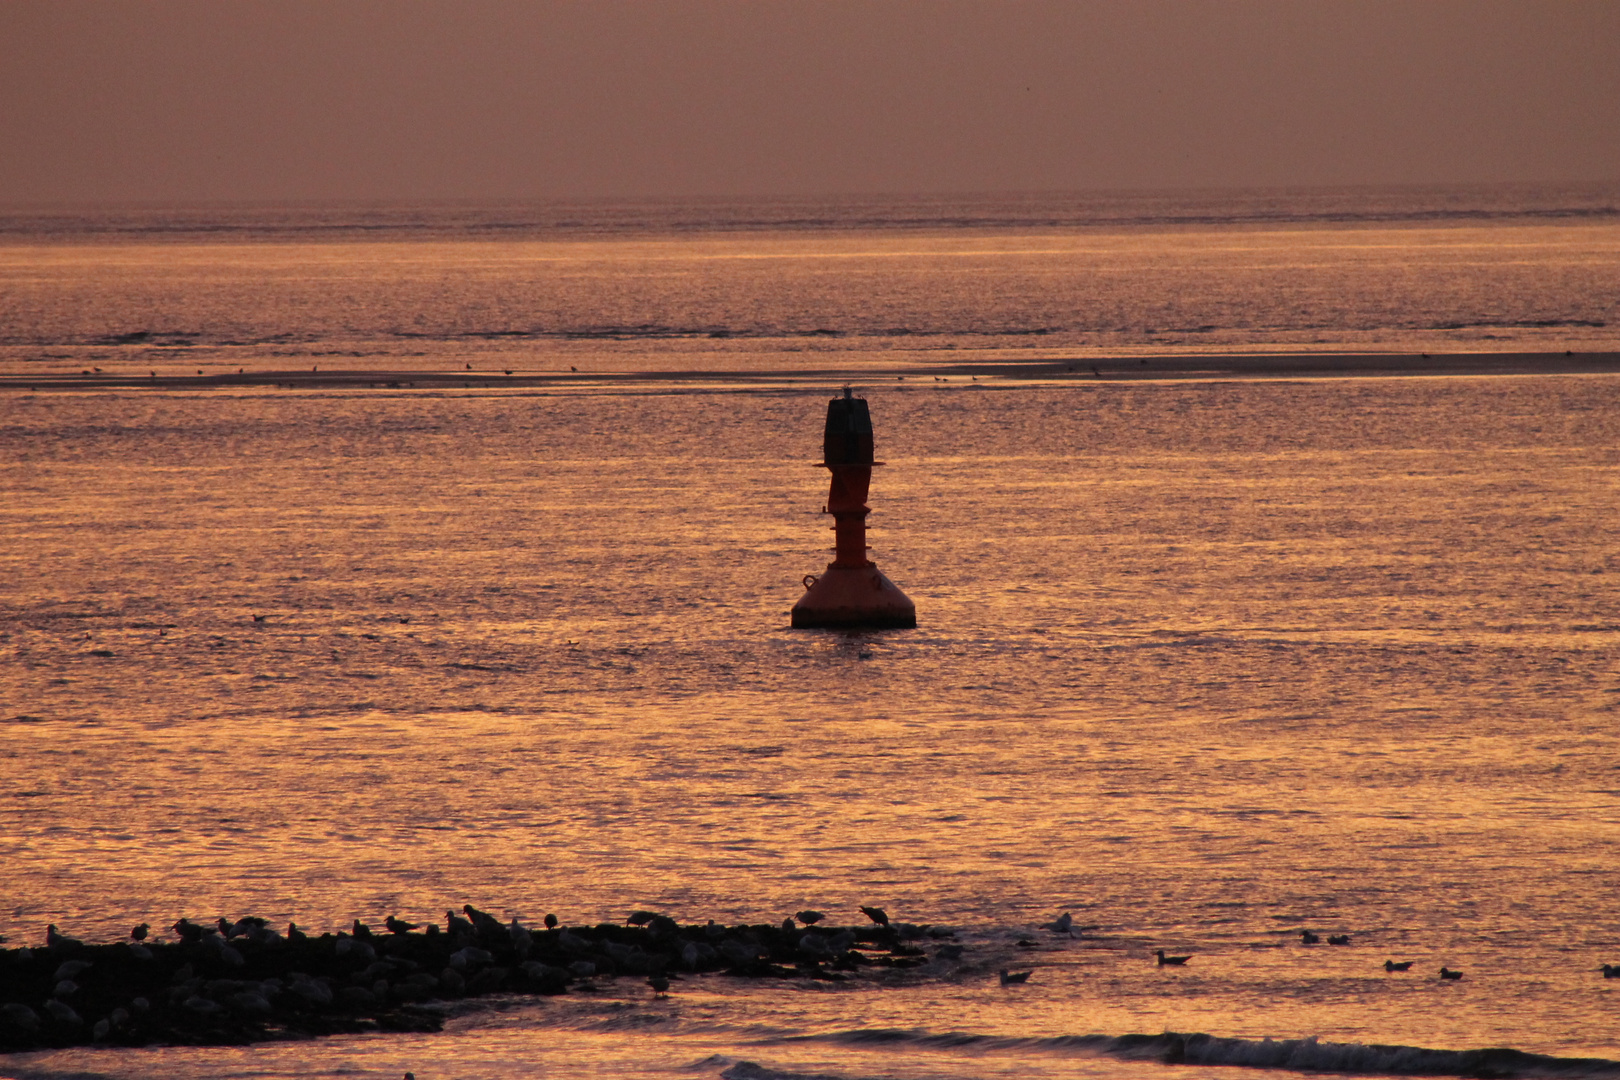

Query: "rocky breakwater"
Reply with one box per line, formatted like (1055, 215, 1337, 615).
(0, 907, 949, 1051)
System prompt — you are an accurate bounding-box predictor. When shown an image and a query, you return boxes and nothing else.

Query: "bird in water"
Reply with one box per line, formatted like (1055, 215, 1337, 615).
(1043, 912, 1074, 933)
(1384, 960, 1414, 972)
(544, 914, 559, 930)
(647, 974, 671, 998)
(131, 923, 149, 942)
(795, 910, 825, 925)
(1327, 935, 1351, 946)
(1602, 964, 1619, 979)
(1300, 930, 1320, 944)
(999, 969, 1032, 985)
(385, 915, 418, 935)
(1439, 967, 1464, 980)
(1155, 949, 1191, 966)
(859, 905, 889, 926)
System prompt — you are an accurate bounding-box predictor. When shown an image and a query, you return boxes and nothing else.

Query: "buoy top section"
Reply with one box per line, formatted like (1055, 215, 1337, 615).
(823, 387, 874, 465)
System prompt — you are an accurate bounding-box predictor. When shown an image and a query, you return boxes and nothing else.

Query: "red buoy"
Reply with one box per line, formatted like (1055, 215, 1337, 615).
(790, 389, 916, 629)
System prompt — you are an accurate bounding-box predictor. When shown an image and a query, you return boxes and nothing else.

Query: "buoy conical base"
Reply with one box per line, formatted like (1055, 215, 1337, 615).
(791, 563, 916, 629)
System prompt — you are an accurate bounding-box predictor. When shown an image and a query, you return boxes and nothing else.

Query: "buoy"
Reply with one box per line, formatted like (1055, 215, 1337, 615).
(790, 389, 916, 629)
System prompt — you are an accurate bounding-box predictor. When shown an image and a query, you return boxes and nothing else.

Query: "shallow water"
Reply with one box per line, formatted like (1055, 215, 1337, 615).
(4, 372, 1620, 1079)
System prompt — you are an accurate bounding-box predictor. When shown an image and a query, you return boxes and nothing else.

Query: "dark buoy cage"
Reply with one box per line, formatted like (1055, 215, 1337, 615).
(790, 390, 917, 629)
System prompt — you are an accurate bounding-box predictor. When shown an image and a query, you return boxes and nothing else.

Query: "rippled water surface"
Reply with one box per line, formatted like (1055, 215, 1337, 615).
(4, 373, 1620, 1079)
(4, 190, 1620, 1079)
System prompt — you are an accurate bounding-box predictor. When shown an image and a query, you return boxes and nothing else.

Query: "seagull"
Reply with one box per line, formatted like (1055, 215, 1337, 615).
(1384, 960, 1414, 972)
(628, 911, 658, 926)
(647, 974, 671, 998)
(1439, 967, 1464, 980)
(1155, 949, 1191, 966)
(795, 910, 826, 925)
(1300, 930, 1320, 944)
(1600, 964, 1618, 978)
(287, 922, 307, 943)
(1327, 935, 1351, 946)
(544, 914, 559, 930)
(446, 910, 476, 936)
(352, 919, 373, 939)
(1043, 912, 1074, 934)
(999, 969, 1032, 985)
(131, 923, 149, 942)
(46, 924, 81, 949)
(385, 915, 418, 935)
(859, 906, 889, 926)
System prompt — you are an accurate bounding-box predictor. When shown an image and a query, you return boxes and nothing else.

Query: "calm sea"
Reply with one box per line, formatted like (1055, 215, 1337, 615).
(3, 187, 1620, 1080)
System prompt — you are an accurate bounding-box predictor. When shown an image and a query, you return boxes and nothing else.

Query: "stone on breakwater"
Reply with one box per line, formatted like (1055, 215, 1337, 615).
(0, 908, 942, 1051)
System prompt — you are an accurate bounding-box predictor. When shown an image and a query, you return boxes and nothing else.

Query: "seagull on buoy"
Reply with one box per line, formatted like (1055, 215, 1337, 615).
(1155, 949, 1191, 966)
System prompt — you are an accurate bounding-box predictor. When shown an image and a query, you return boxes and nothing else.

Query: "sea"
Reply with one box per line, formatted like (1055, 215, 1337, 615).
(2, 184, 1619, 1080)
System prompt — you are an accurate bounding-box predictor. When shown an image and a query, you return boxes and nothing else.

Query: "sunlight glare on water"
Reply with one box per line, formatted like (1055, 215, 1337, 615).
(4, 375, 1619, 1080)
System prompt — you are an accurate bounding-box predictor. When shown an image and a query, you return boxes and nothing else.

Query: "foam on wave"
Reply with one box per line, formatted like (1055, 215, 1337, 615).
(773, 1028, 1620, 1079)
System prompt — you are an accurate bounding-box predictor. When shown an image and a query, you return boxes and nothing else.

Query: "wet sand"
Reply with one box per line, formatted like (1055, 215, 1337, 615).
(2, 351, 1618, 392)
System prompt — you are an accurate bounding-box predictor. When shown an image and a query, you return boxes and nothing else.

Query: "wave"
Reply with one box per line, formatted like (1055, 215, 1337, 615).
(759, 1028, 1620, 1079)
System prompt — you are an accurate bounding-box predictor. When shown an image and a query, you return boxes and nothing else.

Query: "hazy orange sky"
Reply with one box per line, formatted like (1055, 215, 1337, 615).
(2, 0, 1617, 204)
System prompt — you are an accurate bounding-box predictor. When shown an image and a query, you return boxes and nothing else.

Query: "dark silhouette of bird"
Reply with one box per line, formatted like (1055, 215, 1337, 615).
(859, 905, 889, 926)
(385, 915, 418, 935)
(1043, 912, 1074, 933)
(544, 914, 559, 930)
(1327, 935, 1351, 946)
(252, 614, 267, 623)
(1015, 939, 1038, 948)
(1601, 964, 1618, 978)
(1439, 967, 1464, 980)
(795, 910, 825, 925)
(171, 919, 203, 943)
(47, 924, 82, 950)
(131, 924, 149, 942)
(217, 918, 236, 938)
(999, 969, 1032, 985)
(781, 917, 796, 931)
(1300, 930, 1320, 944)
(286, 922, 307, 943)
(1385, 960, 1414, 972)
(1156, 949, 1191, 966)
(446, 910, 476, 937)
(647, 974, 671, 998)
(463, 904, 502, 934)
(628, 911, 658, 926)
(352, 919, 373, 939)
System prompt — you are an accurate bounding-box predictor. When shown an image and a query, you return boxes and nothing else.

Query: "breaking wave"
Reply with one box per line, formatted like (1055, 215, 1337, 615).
(751, 1028, 1620, 1079)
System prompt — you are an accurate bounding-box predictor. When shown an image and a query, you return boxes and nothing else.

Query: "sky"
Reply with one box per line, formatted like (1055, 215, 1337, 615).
(2, 0, 1618, 204)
